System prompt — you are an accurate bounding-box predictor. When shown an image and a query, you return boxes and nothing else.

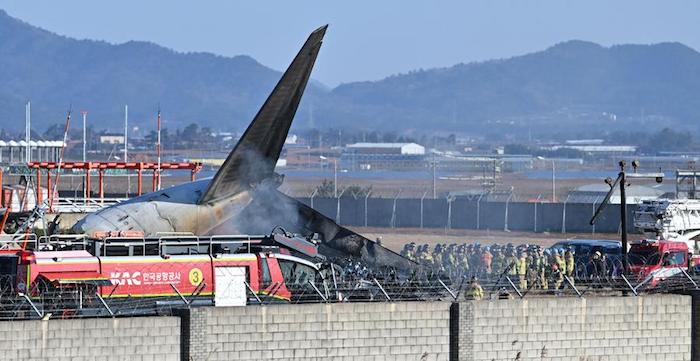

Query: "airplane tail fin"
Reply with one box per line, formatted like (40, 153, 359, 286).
(198, 25, 327, 204)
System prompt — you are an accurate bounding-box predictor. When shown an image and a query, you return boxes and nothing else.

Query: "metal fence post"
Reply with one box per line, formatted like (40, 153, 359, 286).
(420, 190, 428, 229)
(446, 196, 453, 230)
(390, 189, 402, 228)
(364, 191, 372, 227)
(534, 194, 541, 232)
(592, 196, 600, 234)
(310, 189, 318, 209)
(336, 188, 347, 223)
(504, 193, 513, 232)
(562, 194, 570, 233)
(476, 193, 484, 230)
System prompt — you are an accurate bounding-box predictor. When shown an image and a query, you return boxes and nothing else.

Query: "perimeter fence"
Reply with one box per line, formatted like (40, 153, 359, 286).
(0, 256, 697, 321)
(297, 196, 632, 233)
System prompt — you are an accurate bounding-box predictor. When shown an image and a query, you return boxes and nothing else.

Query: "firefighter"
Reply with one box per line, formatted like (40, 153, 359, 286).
(466, 276, 484, 300)
(492, 247, 505, 277)
(506, 249, 518, 277)
(539, 249, 549, 289)
(591, 251, 607, 280)
(420, 245, 433, 266)
(517, 252, 528, 290)
(482, 247, 493, 275)
(554, 251, 566, 289)
(565, 249, 575, 282)
(550, 256, 562, 290)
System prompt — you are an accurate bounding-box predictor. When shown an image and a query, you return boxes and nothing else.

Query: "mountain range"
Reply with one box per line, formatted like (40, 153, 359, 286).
(1, 9, 699, 137)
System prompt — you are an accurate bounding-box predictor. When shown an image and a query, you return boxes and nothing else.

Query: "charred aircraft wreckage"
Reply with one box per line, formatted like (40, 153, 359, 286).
(73, 25, 418, 276)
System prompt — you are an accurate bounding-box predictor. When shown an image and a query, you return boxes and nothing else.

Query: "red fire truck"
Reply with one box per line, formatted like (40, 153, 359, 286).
(0, 231, 330, 309)
(628, 239, 700, 286)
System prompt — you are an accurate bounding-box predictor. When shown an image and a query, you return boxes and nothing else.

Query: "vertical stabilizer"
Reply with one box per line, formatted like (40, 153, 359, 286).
(198, 25, 327, 204)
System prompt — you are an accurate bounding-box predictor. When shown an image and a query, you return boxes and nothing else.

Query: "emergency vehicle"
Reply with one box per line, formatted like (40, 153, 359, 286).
(0, 230, 330, 310)
(628, 239, 700, 286)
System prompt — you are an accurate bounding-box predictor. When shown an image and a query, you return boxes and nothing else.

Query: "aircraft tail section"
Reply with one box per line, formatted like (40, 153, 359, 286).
(198, 25, 327, 204)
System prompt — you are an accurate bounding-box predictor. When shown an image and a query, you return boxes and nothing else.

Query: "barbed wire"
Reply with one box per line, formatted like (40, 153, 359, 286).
(0, 258, 697, 321)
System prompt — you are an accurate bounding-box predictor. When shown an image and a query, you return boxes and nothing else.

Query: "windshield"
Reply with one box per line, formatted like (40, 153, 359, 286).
(629, 247, 660, 266)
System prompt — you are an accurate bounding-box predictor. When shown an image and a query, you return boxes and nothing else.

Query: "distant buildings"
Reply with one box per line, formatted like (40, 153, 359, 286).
(99, 134, 125, 144)
(545, 139, 637, 156)
(0, 140, 64, 163)
(341, 142, 425, 170)
(566, 183, 670, 204)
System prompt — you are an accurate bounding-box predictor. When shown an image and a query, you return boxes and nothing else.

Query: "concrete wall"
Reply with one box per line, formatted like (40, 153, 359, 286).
(455, 294, 691, 361)
(0, 295, 691, 361)
(0, 316, 180, 361)
(183, 302, 451, 361)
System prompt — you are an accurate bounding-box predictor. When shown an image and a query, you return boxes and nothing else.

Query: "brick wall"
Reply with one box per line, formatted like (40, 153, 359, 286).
(456, 294, 691, 361)
(0, 317, 180, 361)
(185, 302, 452, 361)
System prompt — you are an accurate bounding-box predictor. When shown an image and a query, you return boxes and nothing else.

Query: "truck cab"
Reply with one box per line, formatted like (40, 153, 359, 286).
(628, 239, 699, 285)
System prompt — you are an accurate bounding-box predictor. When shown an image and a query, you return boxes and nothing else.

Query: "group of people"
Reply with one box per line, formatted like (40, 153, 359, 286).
(400, 242, 610, 298)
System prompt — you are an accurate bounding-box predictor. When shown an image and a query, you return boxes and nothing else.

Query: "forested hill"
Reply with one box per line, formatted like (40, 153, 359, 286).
(1, 9, 699, 136)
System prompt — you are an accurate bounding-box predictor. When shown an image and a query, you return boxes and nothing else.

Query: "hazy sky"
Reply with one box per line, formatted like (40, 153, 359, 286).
(0, 1, 698, 86)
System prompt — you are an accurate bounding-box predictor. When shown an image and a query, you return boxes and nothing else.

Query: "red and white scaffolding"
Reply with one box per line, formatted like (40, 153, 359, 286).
(26, 161, 202, 212)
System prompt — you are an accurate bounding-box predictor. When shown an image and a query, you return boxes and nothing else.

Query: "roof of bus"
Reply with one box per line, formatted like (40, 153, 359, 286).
(552, 240, 621, 247)
(33, 250, 94, 259)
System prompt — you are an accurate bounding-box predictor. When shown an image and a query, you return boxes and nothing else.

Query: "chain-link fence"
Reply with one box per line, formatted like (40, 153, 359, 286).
(0, 257, 697, 322)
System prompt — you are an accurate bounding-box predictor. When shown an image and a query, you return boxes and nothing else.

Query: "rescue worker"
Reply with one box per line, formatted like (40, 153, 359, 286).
(466, 276, 484, 300)
(533, 248, 547, 289)
(591, 251, 607, 281)
(517, 252, 528, 290)
(420, 246, 434, 267)
(482, 247, 493, 275)
(554, 251, 566, 289)
(492, 247, 505, 276)
(565, 249, 575, 283)
(550, 256, 563, 290)
(400, 243, 414, 261)
(506, 249, 518, 277)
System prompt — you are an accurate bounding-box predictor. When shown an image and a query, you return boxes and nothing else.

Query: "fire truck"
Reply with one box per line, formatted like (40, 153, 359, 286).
(628, 239, 700, 286)
(0, 229, 331, 311)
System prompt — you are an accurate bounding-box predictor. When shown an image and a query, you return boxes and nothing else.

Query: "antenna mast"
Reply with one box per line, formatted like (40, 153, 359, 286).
(25, 101, 31, 163)
(124, 105, 128, 162)
(156, 107, 161, 191)
(81, 111, 87, 162)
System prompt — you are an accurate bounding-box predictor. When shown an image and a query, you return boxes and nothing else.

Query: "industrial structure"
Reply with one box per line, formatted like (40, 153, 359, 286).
(0, 140, 64, 163)
(341, 142, 425, 170)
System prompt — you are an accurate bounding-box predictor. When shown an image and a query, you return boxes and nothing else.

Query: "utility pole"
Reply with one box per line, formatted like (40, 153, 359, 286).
(619, 161, 628, 273)
(81, 111, 88, 162)
(552, 159, 556, 202)
(333, 159, 338, 198)
(124, 105, 128, 162)
(25, 101, 31, 163)
(156, 108, 162, 191)
(125, 105, 130, 196)
(432, 156, 437, 199)
(590, 160, 663, 275)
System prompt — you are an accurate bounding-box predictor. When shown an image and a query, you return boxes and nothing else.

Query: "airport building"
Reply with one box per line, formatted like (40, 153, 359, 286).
(0, 140, 65, 164)
(566, 183, 671, 204)
(341, 142, 425, 170)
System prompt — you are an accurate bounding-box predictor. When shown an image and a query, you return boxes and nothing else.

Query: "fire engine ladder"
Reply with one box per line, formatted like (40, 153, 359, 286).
(634, 199, 700, 250)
